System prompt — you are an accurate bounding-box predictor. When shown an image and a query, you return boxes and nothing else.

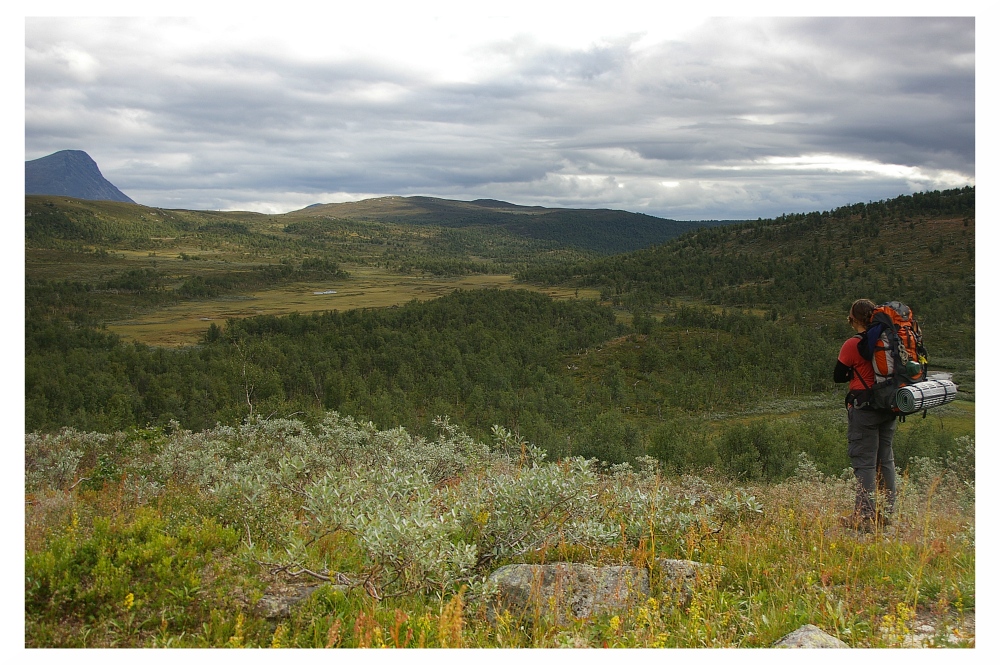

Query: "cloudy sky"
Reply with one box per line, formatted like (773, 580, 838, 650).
(24, 9, 976, 220)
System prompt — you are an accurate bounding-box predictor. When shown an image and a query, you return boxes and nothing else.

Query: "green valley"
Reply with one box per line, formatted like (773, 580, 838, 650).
(25, 188, 975, 477)
(25, 188, 975, 648)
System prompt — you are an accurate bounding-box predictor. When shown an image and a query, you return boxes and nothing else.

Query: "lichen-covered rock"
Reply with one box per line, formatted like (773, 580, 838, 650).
(487, 563, 648, 624)
(652, 558, 722, 607)
(773, 624, 849, 648)
(485, 558, 724, 625)
(254, 584, 324, 619)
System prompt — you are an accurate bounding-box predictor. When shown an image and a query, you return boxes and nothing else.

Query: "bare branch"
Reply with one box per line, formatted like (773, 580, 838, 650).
(68, 477, 91, 491)
(285, 567, 336, 582)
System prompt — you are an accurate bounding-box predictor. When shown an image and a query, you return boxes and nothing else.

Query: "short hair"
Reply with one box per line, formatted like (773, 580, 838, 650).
(849, 299, 876, 326)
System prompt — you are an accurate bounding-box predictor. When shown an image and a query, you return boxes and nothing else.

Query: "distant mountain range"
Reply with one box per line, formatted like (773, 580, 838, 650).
(23, 151, 722, 254)
(292, 196, 722, 254)
(26, 150, 134, 203)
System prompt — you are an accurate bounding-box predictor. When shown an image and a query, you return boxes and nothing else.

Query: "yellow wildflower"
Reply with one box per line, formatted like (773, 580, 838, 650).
(271, 623, 287, 648)
(229, 613, 245, 648)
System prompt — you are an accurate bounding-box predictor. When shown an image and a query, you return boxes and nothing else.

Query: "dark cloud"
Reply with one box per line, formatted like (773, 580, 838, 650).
(25, 16, 974, 219)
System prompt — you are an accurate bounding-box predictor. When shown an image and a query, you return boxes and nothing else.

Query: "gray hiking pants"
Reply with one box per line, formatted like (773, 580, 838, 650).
(847, 406, 897, 519)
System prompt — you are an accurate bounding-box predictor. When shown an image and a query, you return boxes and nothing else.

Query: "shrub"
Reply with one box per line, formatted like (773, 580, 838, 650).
(574, 411, 645, 465)
(26, 507, 243, 635)
(717, 421, 794, 481)
(24, 413, 975, 647)
(648, 417, 718, 474)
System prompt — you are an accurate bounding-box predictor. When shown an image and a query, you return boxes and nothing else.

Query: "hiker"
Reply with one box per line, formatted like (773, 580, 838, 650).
(833, 298, 897, 531)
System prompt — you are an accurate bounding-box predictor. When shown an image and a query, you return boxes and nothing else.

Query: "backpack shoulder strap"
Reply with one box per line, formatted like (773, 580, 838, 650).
(859, 323, 884, 361)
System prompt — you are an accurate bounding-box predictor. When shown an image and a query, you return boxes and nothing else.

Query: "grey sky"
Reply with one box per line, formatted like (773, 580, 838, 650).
(24, 13, 975, 220)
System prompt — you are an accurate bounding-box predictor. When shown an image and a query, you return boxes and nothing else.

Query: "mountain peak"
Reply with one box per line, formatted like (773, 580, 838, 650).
(26, 150, 135, 203)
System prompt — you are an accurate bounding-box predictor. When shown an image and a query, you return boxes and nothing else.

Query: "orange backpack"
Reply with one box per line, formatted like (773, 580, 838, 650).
(870, 302, 927, 384)
(859, 301, 928, 410)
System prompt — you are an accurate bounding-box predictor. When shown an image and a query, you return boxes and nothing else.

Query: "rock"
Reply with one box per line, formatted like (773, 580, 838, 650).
(653, 558, 722, 608)
(485, 558, 724, 625)
(773, 624, 849, 648)
(255, 584, 325, 619)
(487, 563, 648, 624)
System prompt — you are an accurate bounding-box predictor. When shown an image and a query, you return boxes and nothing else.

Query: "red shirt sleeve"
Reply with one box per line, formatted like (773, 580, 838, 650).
(838, 336, 875, 391)
(838, 336, 862, 366)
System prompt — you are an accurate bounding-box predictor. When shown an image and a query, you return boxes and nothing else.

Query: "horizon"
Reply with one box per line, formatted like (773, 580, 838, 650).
(25, 148, 973, 223)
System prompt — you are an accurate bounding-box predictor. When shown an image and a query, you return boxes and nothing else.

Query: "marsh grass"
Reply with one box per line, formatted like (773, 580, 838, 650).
(104, 268, 599, 347)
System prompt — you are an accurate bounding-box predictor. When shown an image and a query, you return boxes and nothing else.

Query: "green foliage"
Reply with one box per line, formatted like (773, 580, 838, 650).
(581, 306, 839, 415)
(893, 417, 972, 471)
(299, 256, 349, 277)
(717, 421, 794, 481)
(101, 268, 163, 293)
(300, 464, 480, 593)
(25, 416, 765, 621)
(26, 289, 622, 440)
(573, 411, 645, 466)
(648, 416, 718, 474)
(24, 417, 975, 647)
(26, 507, 244, 641)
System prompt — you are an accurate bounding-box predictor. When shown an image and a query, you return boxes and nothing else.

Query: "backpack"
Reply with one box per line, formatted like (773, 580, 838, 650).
(855, 301, 928, 412)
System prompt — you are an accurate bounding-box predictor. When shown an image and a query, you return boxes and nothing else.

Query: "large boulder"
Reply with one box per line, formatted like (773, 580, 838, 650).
(773, 624, 849, 648)
(487, 563, 646, 624)
(486, 558, 721, 624)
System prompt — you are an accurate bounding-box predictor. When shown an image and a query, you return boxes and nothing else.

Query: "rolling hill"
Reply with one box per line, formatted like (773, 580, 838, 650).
(288, 195, 722, 254)
(25, 193, 730, 278)
(519, 187, 975, 354)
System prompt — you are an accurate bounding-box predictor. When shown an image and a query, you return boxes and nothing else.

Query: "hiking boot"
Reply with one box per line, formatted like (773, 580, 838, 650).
(879, 524, 899, 539)
(839, 513, 875, 534)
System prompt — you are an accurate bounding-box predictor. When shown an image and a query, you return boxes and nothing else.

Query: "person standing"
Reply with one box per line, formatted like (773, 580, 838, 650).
(833, 298, 897, 532)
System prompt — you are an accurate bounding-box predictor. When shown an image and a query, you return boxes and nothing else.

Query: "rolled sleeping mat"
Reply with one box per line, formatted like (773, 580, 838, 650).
(894, 379, 958, 413)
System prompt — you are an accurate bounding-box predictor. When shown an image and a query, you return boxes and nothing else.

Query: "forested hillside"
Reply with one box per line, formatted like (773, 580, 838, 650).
(27, 290, 619, 437)
(25, 188, 975, 481)
(521, 187, 974, 357)
(25, 193, 711, 280)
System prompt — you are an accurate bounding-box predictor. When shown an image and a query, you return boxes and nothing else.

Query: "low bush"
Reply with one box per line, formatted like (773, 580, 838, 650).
(24, 413, 975, 647)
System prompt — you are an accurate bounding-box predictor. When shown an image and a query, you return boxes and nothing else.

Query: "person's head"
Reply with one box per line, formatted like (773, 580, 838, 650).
(848, 299, 876, 331)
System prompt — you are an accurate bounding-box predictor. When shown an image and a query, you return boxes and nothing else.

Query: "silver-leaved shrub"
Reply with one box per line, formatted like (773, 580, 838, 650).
(26, 412, 766, 599)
